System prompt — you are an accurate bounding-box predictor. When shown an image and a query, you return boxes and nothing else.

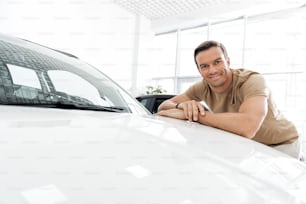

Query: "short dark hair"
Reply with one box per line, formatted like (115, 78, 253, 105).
(194, 40, 228, 66)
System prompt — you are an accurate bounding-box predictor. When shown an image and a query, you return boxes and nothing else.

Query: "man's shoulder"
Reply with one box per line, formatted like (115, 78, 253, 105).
(232, 68, 263, 82)
(232, 68, 259, 76)
(232, 69, 269, 97)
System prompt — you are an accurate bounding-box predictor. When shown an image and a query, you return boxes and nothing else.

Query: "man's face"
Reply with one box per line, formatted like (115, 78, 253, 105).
(195, 46, 231, 91)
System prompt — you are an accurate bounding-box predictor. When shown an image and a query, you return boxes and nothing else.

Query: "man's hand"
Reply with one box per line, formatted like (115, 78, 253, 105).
(158, 100, 207, 122)
(157, 94, 207, 121)
(178, 100, 206, 121)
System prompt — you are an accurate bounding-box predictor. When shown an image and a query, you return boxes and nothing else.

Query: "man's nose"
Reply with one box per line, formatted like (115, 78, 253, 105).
(208, 64, 218, 73)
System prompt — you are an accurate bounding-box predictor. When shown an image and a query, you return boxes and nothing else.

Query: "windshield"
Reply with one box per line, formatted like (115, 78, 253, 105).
(0, 35, 148, 114)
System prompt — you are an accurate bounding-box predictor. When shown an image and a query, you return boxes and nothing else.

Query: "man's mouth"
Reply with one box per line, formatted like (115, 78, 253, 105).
(209, 74, 221, 81)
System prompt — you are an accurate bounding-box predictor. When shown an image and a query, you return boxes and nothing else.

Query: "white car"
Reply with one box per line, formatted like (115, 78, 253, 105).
(1, 33, 306, 204)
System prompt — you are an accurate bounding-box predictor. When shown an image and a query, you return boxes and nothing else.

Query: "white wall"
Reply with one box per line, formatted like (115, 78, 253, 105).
(0, 0, 155, 96)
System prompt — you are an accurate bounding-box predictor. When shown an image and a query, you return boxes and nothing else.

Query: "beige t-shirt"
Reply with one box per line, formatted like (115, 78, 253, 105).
(185, 68, 298, 145)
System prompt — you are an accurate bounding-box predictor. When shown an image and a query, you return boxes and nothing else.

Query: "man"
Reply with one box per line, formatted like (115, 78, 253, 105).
(157, 40, 300, 159)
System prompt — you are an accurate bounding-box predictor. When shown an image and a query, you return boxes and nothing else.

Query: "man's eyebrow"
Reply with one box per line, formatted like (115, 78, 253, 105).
(199, 63, 208, 67)
(200, 57, 222, 66)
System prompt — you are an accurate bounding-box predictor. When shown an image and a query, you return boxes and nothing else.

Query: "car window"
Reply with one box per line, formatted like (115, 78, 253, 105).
(136, 94, 175, 113)
(153, 98, 165, 113)
(139, 98, 150, 107)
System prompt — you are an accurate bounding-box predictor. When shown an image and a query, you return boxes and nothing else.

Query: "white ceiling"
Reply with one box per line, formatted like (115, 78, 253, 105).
(112, 0, 231, 21)
(112, 0, 306, 34)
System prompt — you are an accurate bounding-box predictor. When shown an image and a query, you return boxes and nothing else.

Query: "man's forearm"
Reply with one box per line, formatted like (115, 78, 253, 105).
(198, 112, 260, 138)
(158, 100, 178, 111)
(157, 109, 186, 120)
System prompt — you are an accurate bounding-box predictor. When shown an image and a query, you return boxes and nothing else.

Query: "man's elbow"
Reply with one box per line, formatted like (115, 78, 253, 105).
(239, 114, 265, 139)
(239, 125, 260, 139)
(241, 131, 256, 139)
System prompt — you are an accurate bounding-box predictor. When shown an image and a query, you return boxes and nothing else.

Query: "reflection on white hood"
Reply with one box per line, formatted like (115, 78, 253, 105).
(1, 106, 306, 204)
(125, 165, 151, 179)
(22, 185, 67, 204)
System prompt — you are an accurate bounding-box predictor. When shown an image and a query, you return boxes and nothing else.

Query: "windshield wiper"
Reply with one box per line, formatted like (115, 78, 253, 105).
(48, 102, 128, 112)
(2, 102, 128, 113)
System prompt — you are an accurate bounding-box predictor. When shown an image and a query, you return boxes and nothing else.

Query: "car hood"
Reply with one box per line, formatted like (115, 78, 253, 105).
(1, 106, 306, 204)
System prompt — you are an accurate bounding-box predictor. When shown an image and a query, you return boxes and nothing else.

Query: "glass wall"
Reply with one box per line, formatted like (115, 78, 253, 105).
(147, 33, 177, 94)
(245, 12, 306, 73)
(150, 33, 177, 78)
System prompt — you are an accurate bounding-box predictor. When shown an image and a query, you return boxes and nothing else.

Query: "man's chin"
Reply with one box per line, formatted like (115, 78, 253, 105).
(208, 80, 226, 88)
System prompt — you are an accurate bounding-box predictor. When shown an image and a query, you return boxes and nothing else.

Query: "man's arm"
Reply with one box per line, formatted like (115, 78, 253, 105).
(198, 95, 268, 138)
(158, 95, 267, 138)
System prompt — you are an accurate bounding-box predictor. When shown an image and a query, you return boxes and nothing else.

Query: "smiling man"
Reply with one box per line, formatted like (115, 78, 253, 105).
(157, 40, 300, 159)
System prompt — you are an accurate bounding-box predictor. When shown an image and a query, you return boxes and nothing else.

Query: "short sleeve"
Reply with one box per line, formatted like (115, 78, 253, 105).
(240, 74, 269, 101)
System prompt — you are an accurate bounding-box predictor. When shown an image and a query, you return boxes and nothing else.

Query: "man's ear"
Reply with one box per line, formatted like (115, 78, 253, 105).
(196, 63, 201, 74)
(226, 57, 230, 66)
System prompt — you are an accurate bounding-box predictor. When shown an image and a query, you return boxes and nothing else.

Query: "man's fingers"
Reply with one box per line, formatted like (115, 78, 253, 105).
(187, 102, 193, 121)
(198, 103, 206, 116)
(192, 100, 199, 121)
(179, 100, 205, 121)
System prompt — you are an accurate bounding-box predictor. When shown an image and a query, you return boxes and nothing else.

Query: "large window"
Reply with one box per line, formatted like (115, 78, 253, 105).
(151, 33, 177, 78)
(245, 11, 306, 73)
(147, 33, 177, 94)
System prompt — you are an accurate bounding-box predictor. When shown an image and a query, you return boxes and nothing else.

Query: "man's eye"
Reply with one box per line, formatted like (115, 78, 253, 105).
(215, 60, 222, 65)
(200, 65, 208, 69)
